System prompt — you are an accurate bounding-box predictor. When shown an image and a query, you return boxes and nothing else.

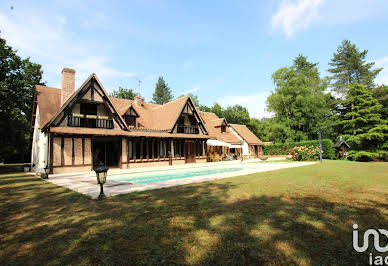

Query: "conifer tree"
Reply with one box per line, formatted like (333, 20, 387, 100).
(328, 40, 382, 96)
(341, 84, 388, 160)
(152, 77, 173, 104)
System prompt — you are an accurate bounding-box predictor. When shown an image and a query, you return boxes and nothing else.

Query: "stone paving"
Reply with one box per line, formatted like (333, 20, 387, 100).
(45, 159, 316, 199)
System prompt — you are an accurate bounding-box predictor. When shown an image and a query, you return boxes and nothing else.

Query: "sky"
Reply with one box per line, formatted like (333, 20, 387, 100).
(1, 0, 388, 118)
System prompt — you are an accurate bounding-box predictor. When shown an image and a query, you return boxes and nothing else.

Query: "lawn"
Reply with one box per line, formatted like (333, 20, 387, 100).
(0, 161, 387, 265)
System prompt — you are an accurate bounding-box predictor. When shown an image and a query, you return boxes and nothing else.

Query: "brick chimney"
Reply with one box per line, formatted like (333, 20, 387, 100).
(134, 95, 144, 107)
(61, 68, 76, 105)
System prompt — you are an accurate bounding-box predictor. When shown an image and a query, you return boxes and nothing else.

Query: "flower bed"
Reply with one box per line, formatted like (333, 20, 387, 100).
(289, 146, 320, 161)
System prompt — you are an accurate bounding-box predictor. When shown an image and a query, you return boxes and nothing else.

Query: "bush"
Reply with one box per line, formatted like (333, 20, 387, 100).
(289, 146, 319, 161)
(348, 150, 388, 162)
(258, 156, 268, 161)
(264, 139, 335, 159)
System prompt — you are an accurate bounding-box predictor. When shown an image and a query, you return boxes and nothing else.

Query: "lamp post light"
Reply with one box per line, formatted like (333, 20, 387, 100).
(43, 165, 50, 179)
(318, 131, 323, 163)
(94, 162, 108, 200)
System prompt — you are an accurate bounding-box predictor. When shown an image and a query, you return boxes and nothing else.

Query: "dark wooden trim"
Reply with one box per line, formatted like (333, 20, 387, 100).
(49, 133, 54, 174)
(140, 138, 143, 162)
(146, 140, 149, 161)
(91, 135, 94, 168)
(82, 137, 85, 165)
(91, 86, 94, 101)
(133, 138, 136, 163)
(157, 139, 160, 161)
(151, 139, 155, 161)
(72, 137, 75, 166)
(119, 137, 122, 169)
(61, 137, 64, 166)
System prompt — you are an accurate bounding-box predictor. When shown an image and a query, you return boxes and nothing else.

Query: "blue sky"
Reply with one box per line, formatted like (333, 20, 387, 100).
(1, 0, 388, 118)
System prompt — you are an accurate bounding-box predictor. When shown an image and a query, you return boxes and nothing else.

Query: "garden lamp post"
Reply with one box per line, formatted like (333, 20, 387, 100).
(43, 165, 50, 179)
(94, 162, 108, 200)
(318, 131, 323, 163)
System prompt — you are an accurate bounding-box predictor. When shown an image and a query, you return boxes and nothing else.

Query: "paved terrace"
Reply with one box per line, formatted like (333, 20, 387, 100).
(45, 159, 317, 199)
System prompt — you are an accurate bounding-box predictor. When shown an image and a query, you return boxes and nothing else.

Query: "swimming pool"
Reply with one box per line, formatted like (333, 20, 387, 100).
(110, 167, 244, 184)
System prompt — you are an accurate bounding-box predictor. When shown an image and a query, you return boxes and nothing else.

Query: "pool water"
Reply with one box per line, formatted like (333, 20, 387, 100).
(111, 167, 244, 184)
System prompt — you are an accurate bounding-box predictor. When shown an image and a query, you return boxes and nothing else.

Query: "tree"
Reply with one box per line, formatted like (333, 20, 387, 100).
(152, 76, 173, 104)
(267, 55, 331, 141)
(110, 86, 139, 100)
(178, 93, 199, 106)
(0, 37, 44, 163)
(223, 105, 250, 125)
(372, 85, 388, 120)
(328, 40, 382, 96)
(341, 83, 388, 158)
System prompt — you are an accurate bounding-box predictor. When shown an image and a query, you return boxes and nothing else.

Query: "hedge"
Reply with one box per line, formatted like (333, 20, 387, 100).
(347, 150, 388, 162)
(263, 139, 335, 159)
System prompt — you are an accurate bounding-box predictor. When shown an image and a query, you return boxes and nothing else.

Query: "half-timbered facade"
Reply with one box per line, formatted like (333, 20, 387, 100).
(31, 68, 261, 174)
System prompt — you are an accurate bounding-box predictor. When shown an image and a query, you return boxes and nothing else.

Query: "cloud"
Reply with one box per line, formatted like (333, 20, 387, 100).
(216, 92, 273, 119)
(375, 56, 388, 85)
(0, 10, 135, 89)
(271, 0, 324, 38)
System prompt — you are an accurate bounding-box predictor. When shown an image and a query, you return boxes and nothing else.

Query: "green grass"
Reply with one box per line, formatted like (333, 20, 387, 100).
(0, 161, 387, 265)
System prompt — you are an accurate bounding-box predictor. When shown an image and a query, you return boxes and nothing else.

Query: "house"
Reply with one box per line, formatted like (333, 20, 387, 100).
(30, 68, 262, 174)
(229, 124, 263, 159)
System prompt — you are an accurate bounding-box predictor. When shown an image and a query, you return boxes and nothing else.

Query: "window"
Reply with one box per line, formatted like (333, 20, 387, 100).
(125, 115, 136, 126)
(80, 103, 97, 115)
(128, 140, 133, 160)
(221, 125, 226, 133)
(135, 141, 140, 159)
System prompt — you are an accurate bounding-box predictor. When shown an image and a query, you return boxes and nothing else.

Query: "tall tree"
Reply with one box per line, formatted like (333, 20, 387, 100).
(328, 40, 382, 96)
(152, 76, 173, 104)
(178, 93, 199, 106)
(372, 85, 388, 120)
(0, 37, 44, 163)
(267, 55, 331, 141)
(341, 83, 388, 158)
(223, 105, 250, 125)
(110, 86, 139, 100)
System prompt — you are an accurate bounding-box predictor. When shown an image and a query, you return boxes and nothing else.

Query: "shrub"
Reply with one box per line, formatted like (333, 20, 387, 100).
(264, 139, 335, 159)
(258, 156, 268, 161)
(289, 146, 319, 161)
(348, 150, 388, 162)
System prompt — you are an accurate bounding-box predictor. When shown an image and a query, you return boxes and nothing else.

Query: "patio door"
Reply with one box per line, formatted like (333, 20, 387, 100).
(185, 141, 196, 163)
(92, 137, 121, 168)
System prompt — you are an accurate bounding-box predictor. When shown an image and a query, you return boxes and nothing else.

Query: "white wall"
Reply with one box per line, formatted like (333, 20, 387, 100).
(229, 126, 249, 156)
(31, 106, 49, 173)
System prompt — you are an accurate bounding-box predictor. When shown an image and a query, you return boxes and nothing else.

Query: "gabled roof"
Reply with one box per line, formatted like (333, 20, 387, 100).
(230, 124, 263, 145)
(199, 112, 241, 145)
(41, 73, 128, 131)
(35, 75, 208, 135)
(333, 139, 350, 148)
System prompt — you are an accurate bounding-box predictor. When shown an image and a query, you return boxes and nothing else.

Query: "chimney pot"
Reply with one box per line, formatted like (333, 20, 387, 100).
(134, 95, 144, 107)
(61, 68, 76, 105)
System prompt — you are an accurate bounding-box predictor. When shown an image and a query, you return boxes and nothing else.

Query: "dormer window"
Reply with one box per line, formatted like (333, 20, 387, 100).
(125, 115, 136, 127)
(221, 125, 226, 133)
(123, 105, 139, 127)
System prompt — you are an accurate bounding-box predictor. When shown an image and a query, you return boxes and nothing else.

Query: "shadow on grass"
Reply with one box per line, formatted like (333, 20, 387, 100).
(0, 173, 387, 265)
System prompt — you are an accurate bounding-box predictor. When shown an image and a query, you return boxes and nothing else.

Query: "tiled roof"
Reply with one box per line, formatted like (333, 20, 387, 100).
(199, 112, 242, 145)
(50, 127, 210, 139)
(230, 124, 263, 145)
(36, 85, 62, 128)
(34, 81, 260, 144)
